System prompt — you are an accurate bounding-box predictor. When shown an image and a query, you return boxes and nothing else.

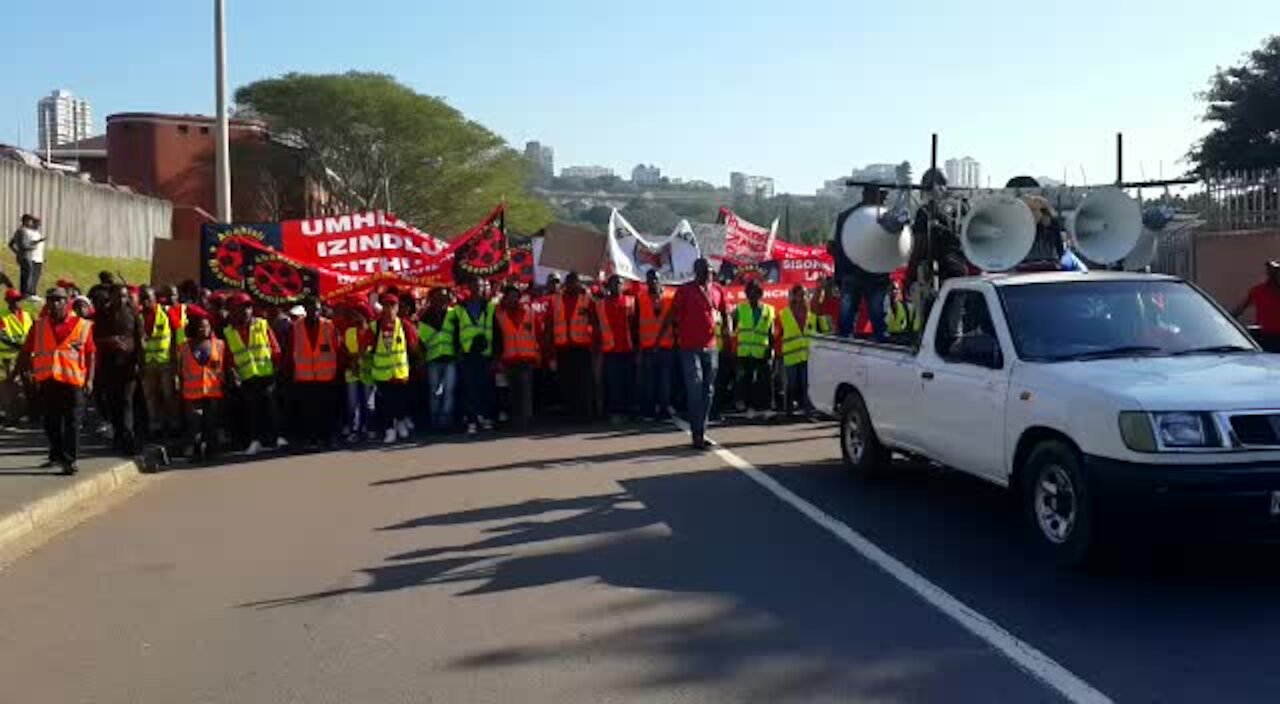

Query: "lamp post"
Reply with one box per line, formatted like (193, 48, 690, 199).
(214, 0, 233, 222)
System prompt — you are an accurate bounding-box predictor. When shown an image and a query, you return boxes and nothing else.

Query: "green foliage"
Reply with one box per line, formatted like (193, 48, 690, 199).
(1190, 35, 1280, 172)
(235, 71, 552, 236)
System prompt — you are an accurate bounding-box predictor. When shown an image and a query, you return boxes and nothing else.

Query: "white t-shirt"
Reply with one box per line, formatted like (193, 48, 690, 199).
(17, 227, 44, 263)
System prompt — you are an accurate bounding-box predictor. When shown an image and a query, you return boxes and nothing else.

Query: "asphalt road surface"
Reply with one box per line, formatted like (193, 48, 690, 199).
(1, 420, 1278, 703)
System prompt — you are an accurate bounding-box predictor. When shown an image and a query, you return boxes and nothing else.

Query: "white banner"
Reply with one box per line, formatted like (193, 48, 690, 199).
(606, 210, 702, 284)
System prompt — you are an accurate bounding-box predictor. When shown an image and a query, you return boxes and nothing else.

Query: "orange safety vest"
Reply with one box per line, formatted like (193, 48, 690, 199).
(180, 339, 225, 401)
(596, 297, 627, 353)
(497, 306, 540, 364)
(552, 293, 595, 348)
(636, 290, 674, 350)
(292, 317, 338, 383)
(31, 317, 92, 387)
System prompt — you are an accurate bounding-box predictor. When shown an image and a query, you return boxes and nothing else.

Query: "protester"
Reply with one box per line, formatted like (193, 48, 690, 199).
(178, 315, 225, 461)
(19, 287, 95, 474)
(225, 292, 288, 455)
(455, 276, 497, 435)
(0, 288, 33, 424)
(1233, 261, 1280, 352)
(417, 287, 457, 432)
(287, 295, 341, 447)
(94, 284, 142, 453)
(777, 284, 819, 417)
(670, 258, 728, 449)
(552, 272, 600, 422)
(138, 286, 181, 439)
(636, 270, 674, 421)
(9, 215, 45, 299)
(495, 284, 539, 430)
(339, 299, 374, 443)
(597, 275, 632, 423)
(733, 280, 776, 419)
(369, 293, 420, 444)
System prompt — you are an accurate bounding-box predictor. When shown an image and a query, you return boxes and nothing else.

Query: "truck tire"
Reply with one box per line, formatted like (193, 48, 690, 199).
(839, 392, 888, 477)
(1021, 440, 1097, 567)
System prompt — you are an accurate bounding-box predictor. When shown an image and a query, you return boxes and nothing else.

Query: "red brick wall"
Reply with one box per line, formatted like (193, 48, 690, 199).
(1192, 228, 1280, 320)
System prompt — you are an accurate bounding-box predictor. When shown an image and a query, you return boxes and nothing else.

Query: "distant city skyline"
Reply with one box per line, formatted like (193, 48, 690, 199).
(37, 89, 93, 151)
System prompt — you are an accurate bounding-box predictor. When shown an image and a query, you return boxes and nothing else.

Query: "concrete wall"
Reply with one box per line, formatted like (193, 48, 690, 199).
(0, 158, 172, 260)
(1190, 228, 1280, 320)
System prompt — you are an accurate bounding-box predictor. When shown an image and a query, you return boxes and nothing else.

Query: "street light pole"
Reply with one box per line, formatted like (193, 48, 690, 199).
(214, 0, 233, 222)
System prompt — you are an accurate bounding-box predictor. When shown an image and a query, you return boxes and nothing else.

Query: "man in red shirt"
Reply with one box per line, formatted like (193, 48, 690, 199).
(669, 258, 728, 449)
(1233, 261, 1280, 351)
(597, 275, 636, 423)
(18, 287, 96, 473)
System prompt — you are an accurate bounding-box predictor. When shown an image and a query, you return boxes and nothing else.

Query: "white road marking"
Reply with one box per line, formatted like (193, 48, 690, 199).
(671, 418, 1112, 704)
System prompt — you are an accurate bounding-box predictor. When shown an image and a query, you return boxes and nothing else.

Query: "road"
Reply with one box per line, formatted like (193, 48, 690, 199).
(1, 420, 1278, 703)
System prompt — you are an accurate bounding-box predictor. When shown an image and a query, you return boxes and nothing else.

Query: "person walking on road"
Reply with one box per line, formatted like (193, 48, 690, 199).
(94, 284, 143, 454)
(733, 280, 776, 420)
(138, 286, 180, 439)
(287, 295, 342, 448)
(225, 293, 288, 455)
(455, 276, 497, 435)
(178, 314, 226, 462)
(370, 293, 420, 444)
(418, 287, 457, 433)
(18, 287, 95, 474)
(552, 272, 601, 423)
(670, 258, 728, 449)
(0, 288, 33, 424)
(777, 284, 819, 417)
(636, 270, 674, 421)
(597, 275, 632, 423)
(9, 215, 45, 299)
(495, 284, 539, 430)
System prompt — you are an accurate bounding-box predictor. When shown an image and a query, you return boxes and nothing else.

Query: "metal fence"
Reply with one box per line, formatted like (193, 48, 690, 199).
(1204, 170, 1280, 231)
(0, 159, 172, 260)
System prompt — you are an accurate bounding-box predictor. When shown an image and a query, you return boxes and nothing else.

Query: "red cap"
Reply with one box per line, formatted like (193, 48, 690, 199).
(379, 293, 399, 306)
(56, 278, 76, 289)
(229, 292, 253, 307)
(4, 288, 22, 303)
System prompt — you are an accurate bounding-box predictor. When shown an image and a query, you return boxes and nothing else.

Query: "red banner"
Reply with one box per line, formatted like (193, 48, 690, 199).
(771, 240, 834, 283)
(281, 211, 448, 275)
(721, 207, 775, 265)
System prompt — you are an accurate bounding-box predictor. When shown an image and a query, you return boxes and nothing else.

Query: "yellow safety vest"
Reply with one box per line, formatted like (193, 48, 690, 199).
(456, 300, 496, 357)
(734, 302, 775, 359)
(0, 310, 33, 379)
(172, 304, 189, 346)
(369, 318, 410, 382)
(224, 318, 275, 380)
(418, 307, 457, 362)
(143, 306, 173, 366)
(779, 306, 818, 367)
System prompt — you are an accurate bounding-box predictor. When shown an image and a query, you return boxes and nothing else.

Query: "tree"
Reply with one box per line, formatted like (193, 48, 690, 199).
(235, 71, 552, 235)
(1190, 35, 1280, 173)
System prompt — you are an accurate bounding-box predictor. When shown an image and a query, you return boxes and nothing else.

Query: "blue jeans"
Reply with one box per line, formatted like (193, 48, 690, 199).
(840, 278, 889, 341)
(458, 354, 494, 423)
(426, 360, 457, 430)
(345, 382, 371, 434)
(639, 348, 674, 417)
(785, 362, 812, 412)
(678, 349, 718, 442)
(603, 353, 634, 417)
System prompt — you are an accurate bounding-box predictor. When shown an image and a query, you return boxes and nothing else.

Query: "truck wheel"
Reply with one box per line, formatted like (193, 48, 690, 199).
(840, 393, 888, 476)
(1021, 440, 1097, 567)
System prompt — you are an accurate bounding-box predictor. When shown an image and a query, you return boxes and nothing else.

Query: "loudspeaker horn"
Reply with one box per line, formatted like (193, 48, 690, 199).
(1067, 187, 1143, 265)
(959, 194, 1036, 272)
(838, 206, 913, 274)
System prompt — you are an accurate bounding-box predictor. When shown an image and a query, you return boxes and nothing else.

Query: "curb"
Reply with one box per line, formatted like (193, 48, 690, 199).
(0, 460, 145, 555)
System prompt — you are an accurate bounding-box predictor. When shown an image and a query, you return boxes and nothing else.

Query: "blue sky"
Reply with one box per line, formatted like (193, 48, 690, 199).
(3, 0, 1274, 193)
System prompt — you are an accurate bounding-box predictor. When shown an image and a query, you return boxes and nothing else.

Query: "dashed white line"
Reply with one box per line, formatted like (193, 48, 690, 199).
(671, 417, 1112, 704)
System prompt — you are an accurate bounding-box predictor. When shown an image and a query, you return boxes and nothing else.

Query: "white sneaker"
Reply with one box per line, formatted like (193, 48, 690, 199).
(383, 428, 399, 445)
(275, 436, 289, 449)
(246, 440, 263, 456)
(403, 418, 416, 432)
(396, 419, 411, 440)
(479, 417, 494, 431)
(466, 422, 478, 436)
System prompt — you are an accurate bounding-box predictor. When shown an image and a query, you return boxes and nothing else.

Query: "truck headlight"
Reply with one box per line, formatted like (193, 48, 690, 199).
(1120, 411, 1221, 452)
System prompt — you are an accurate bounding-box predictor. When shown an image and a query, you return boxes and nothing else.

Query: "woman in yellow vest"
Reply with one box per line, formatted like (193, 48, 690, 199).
(224, 292, 288, 455)
(776, 284, 819, 417)
(732, 281, 776, 420)
(370, 293, 421, 444)
(178, 314, 226, 462)
(417, 287, 457, 433)
(0, 288, 33, 424)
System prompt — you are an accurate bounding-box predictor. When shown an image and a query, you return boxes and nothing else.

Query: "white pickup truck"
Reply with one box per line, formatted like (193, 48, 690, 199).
(809, 271, 1280, 565)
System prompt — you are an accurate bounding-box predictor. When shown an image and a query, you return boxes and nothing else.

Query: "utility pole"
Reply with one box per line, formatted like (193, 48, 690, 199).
(214, 0, 233, 222)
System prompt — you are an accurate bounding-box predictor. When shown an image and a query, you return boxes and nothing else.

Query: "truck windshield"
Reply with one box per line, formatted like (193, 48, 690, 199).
(998, 280, 1256, 362)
